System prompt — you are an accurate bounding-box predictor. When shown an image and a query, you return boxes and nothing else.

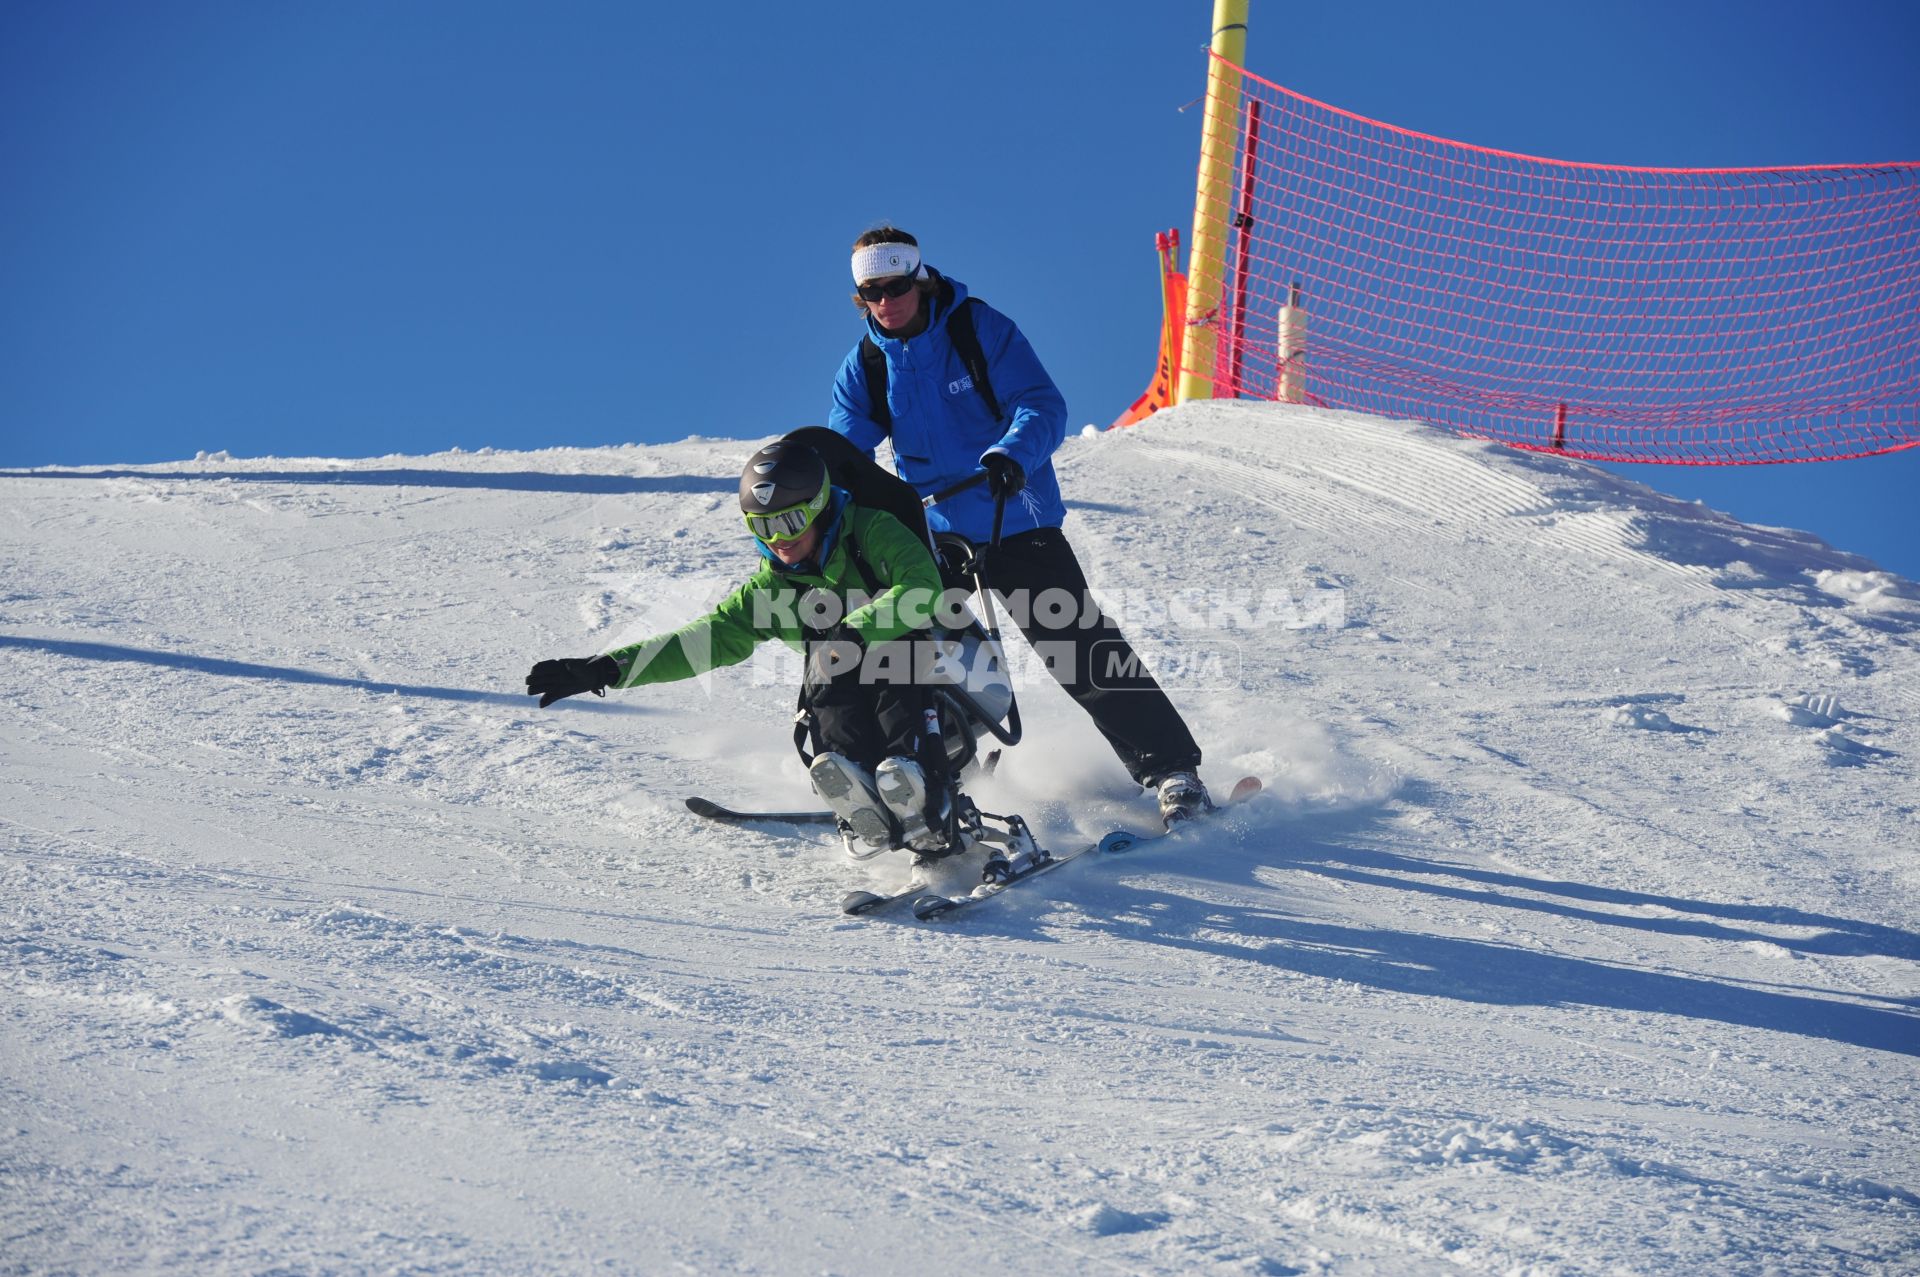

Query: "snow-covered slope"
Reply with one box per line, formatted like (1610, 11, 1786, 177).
(4, 401, 1916, 1275)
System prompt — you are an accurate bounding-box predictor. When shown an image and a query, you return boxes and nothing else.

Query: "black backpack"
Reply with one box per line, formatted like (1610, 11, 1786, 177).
(779, 426, 933, 553)
(858, 272, 1005, 431)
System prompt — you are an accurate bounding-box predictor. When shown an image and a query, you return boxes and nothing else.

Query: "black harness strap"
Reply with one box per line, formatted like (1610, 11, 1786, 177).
(791, 514, 884, 762)
(857, 337, 892, 431)
(946, 293, 1004, 423)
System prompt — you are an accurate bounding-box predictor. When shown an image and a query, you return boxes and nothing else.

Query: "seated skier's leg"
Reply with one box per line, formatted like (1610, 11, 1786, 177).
(874, 752, 952, 858)
(864, 639, 955, 858)
(806, 637, 898, 853)
(808, 752, 893, 853)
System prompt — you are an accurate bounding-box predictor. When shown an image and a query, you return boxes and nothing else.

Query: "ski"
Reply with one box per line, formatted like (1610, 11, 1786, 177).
(1095, 774, 1266, 856)
(693, 778, 1261, 918)
(839, 880, 930, 916)
(909, 840, 1101, 919)
(910, 776, 1264, 921)
(684, 796, 837, 827)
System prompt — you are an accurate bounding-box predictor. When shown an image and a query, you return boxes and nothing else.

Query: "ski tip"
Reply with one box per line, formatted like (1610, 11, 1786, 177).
(1099, 830, 1146, 854)
(911, 893, 957, 921)
(685, 796, 724, 818)
(1227, 775, 1263, 804)
(840, 890, 886, 915)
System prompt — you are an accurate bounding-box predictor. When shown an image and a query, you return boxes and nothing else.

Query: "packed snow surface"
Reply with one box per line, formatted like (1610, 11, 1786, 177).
(4, 401, 1917, 1274)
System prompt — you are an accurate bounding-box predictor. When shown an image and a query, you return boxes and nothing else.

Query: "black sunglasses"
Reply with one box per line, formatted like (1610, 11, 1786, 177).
(856, 275, 918, 303)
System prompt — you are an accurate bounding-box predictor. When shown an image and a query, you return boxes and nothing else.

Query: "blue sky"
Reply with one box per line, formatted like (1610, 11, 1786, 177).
(3, 0, 1915, 577)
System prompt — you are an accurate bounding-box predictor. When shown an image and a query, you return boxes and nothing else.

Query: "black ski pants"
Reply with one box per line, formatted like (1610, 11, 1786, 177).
(806, 636, 948, 790)
(950, 526, 1202, 787)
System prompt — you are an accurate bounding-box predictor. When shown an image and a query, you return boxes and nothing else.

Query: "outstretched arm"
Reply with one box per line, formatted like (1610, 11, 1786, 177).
(525, 578, 773, 707)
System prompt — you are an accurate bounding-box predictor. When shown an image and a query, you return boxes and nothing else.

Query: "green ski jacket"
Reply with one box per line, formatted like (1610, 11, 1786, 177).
(601, 499, 943, 690)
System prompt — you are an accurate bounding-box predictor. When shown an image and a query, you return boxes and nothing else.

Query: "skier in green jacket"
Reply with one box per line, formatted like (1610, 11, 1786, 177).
(524, 438, 957, 857)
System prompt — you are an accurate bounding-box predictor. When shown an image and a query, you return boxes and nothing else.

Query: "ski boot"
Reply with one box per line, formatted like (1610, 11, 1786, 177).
(873, 757, 957, 867)
(1154, 771, 1213, 829)
(809, 753, 897, 859)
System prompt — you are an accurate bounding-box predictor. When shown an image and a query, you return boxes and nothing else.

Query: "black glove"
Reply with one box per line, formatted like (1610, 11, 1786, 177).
(981, 451, 1026, 500)
(525, 655, 619, 708)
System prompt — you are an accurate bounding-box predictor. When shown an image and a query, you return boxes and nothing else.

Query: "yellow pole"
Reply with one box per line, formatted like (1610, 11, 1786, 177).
(1176, 0, 1249, 404)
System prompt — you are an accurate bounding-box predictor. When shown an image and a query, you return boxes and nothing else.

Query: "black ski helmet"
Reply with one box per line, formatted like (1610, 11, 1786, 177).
(739, 440, 831, 542)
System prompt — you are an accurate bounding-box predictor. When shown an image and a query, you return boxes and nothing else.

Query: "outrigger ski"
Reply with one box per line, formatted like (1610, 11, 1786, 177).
(684, 796, 837, 827)
(910, 776, 1265, 921)
(687, 795, 926, 913)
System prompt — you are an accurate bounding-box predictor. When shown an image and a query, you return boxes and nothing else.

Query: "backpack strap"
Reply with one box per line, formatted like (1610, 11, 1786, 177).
(944, 296, 1005, 424)
(857, 275, 1006, 430)
(858, 335, 892, 432)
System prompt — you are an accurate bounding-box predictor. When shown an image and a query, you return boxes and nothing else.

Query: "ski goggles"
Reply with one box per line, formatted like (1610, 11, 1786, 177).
(744, 487, 830, 544)
(855, 275, 919, 303)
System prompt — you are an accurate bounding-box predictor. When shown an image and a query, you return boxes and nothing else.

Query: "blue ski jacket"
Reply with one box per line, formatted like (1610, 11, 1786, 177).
(827, 272, 1069, 541)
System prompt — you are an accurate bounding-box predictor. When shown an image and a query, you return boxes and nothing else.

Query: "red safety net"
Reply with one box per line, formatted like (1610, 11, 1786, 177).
(1198, 55, 1920, 463)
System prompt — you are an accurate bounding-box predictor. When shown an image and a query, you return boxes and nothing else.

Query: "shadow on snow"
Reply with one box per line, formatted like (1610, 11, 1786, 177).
(995, 804, 1920, 1058)
(0, 634, 643, 714)
(0, 468, 737, 497)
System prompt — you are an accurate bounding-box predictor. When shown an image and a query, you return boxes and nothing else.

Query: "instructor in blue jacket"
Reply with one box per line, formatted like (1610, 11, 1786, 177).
(827, 226, 1210, 826)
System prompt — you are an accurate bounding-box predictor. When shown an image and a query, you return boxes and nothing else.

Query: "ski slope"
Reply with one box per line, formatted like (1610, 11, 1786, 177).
(3, 400, 1917, 1275)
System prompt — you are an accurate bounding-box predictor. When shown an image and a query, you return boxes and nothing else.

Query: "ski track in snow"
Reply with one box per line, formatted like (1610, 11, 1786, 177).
(3, 408, 1917, 1275)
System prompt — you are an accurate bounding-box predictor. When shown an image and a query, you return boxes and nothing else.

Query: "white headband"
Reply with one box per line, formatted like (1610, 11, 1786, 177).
(851, 241, 922, 284)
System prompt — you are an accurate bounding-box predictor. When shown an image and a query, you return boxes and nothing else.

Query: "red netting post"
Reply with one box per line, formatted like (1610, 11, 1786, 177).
(1159, 229, 1175, 385)
(1159, 229, 1175, 387)
(1553, 403, 1568, 451)
(1227, 99, 1263, 397)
